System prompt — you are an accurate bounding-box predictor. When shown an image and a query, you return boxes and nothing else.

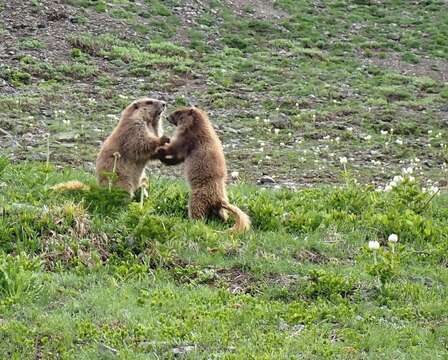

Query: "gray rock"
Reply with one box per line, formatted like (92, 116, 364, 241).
(257, 175, 276, 184)
(55, 131, 79, 141)
(271, 113, 291, 129)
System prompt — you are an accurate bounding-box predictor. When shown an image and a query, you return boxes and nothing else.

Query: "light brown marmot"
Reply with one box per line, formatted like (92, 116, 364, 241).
(96, 97, 169, 196)
(156, 107, 250, 232)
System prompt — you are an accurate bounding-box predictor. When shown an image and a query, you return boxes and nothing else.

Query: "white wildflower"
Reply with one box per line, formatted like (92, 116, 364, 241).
(380, 130, 388, 136)
(429, 185, 439, 195)
(274, 128, 280, 135)
(339, 156, 348, 164)
(368, 241, 380, 250)
(384, 185, 393, 192)
(388, 234, 398, 243)
(396, 139, 403, 145)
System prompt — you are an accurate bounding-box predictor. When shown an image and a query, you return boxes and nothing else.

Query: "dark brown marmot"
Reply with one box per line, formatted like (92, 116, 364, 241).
(96, 97, 169, 196)
(156, 107, 250, 232)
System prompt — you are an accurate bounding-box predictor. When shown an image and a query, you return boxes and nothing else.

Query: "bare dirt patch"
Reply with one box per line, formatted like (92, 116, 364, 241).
(222, 0, 288, 20)
(363, 51, 448, 82)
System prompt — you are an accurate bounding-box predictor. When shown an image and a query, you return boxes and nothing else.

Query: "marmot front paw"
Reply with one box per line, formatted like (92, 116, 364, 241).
(160, 136, 170, 145)
(156, 146, 167, 157)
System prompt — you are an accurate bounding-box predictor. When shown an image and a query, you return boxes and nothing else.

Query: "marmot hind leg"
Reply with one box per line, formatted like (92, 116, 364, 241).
(188, 195, 211, 220)
(115, 179, 135, 197)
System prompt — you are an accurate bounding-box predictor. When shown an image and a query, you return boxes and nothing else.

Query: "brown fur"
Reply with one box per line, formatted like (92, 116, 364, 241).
(96, 97, 169, 196)
(156, 107, 250, 232)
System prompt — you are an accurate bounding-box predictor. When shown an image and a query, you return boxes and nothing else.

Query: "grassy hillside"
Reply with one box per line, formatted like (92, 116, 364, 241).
(0, 0, 447, 187)
(1, 0, 448, 358)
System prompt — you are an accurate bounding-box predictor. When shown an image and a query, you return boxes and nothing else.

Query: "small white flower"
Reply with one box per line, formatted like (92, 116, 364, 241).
(346, 127, 353, 132)
(380, 130, 388, 136)
(396, 139, 403, 145)
(429, 185, 439, 194)
(389, 180, 397, 188)
(388, 234, 398, 243)
(402, 167, 413, 175)
(255, 116, 260, 120)
(393, 175, 404, 183)
(368, 241, 380, 250)
(274, 128, 280, 135)
(339, 156, 348, 164)
(364, 135, 372, 141)
(275, 107, 280, 111)
(323, 135, 330, 140)
(384, 185, 393, 192)
(408, 176, 415, 182)
(335, 137, 340, 143)
(230, 171, 239, 180)
(428, 130, 433, 134)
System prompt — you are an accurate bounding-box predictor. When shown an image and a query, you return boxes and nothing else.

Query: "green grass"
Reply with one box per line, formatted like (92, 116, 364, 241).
(0, 159, 447, 358)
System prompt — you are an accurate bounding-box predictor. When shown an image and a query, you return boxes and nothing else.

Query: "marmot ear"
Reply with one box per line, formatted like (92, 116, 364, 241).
(133, 103, 139, 110)
(188, 109, 194, 115)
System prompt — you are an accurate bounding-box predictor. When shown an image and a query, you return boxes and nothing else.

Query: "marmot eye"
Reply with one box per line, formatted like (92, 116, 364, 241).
(146, 100, 153, 105)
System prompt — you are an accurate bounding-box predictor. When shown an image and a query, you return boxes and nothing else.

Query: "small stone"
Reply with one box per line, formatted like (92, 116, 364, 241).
(271, 113, 290, 129)
(55, 131, 79, 142)
(278, 319, 289, 331)
(98, 343, 118, 357)
(172, 345, 196, 354)
(257, 175, 276, 184)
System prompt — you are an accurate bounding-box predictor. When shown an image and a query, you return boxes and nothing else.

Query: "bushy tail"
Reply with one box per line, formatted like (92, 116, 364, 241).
(221, 201, 251, 233)
(51, 180, 90, 192)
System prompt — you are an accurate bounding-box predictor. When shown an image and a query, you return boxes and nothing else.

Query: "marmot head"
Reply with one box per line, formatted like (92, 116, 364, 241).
(128, 98, 167, 136)
(167, 107, 206, 130)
